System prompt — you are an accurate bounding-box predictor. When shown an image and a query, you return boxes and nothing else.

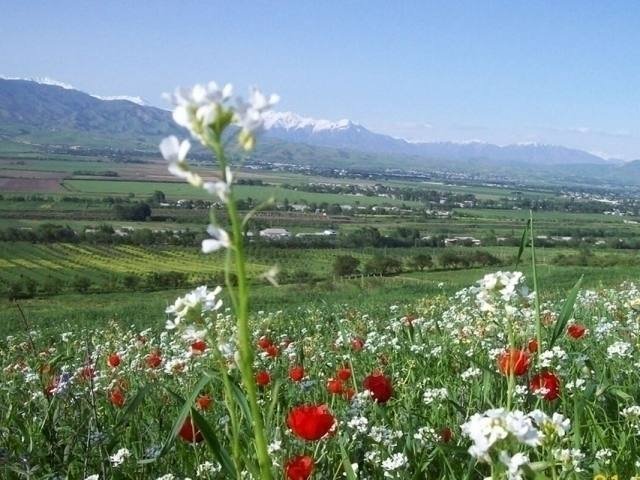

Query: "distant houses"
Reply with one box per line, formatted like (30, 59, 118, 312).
(444, 236, 481, 247)
(259, 228, 291, 240)
(295, 229, 337, 238)
(256, 228, 338, 241)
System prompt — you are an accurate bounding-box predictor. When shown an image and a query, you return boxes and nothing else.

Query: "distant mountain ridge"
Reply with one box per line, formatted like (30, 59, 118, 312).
(262, 111, 609, 166)
(0, 78, 174, 149)
(0, 77, 614, 168)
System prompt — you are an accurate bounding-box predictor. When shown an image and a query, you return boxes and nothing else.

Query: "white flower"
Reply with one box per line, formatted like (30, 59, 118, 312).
(461, 408, 540, 461)
(160, 135, 190, 163)
(607, 341, 632, 359)
(165, 285, 223, 330)
(381, 452, 408, 474)
(160, 135, 203, 187)
(197, 461, 222, 477)
(347, 416, 369, 434)
(529, 410, 571, 441)
(166, 82, 234, 143)
(499, 452, 529, 480)
(202, 225, 231, 253)
(267, 440, 282, 454)
(422, 387, 448, 405)
(84, 476, 99, 480)
(235, 87, 279, 149)
(109, 448, 131, 467)
(553, 448, 585, 472)
(203, 167, 233, 203)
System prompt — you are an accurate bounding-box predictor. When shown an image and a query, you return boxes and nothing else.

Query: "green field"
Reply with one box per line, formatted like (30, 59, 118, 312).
(60, 179, 422, 206)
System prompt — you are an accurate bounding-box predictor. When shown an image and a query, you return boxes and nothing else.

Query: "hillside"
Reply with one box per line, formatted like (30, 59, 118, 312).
(1, 78, 639, 187)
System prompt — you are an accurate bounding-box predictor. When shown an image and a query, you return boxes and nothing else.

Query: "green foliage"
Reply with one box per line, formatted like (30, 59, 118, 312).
(333, 255, 360, 277)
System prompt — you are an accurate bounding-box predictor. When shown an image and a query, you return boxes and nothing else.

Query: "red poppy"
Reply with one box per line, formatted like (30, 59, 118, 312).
(285, 455, 314, 480)
(196, 394, 213, 411)
(257, 336, 273, 350)
(527, 339, 539, 353)
(191, 339, 207, 353)
(265, 345, 279, 358)
(337, 366, 351, 381)
(256, 370, 271, 387)
(179, 416, 203, 443)
(107, 353, 121, 368)
(289, 365, 304, 382)
(363, 372, 393, 403)
(146, 351, 162, 368)
(351, 337, 364, 351)
(567, 324, 586, 340)
(530, 371, 561, 401)
(439, 427, 453, 443)
(327, 378, 344, 395)
(80, 365, 95, 380)
(343, 387, 356, 401)
(44, 378, 58, 397)
(287, 404, 335, 441)
(498, 348, 530, 376)
(109, 387, 125, 408)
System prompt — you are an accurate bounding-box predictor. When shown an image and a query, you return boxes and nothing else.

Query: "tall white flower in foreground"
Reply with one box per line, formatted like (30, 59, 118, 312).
(203, 166, 233, 203)
(167, 82, 234, 143)
(202, 225, 231, 253)
(159, 135, 203, 187)
(235, 87, 280, 150)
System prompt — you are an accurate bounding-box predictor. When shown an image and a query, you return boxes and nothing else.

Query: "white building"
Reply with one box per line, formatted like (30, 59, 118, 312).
(259, 228, 291, 240)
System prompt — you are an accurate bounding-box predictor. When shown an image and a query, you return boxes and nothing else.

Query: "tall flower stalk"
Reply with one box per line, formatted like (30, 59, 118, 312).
(160, 81, 279, 479)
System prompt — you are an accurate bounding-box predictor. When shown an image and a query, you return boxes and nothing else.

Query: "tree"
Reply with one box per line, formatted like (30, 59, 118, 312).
(333, 255, 360, 277)
(413, 254, 433, 271)
(149, 190, 166, 204)
(364, 256, 402, 276)
(113, 202, 152, 221)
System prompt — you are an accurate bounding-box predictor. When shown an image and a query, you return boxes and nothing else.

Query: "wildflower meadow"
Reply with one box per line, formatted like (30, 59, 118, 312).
(2, 81, 640, 480)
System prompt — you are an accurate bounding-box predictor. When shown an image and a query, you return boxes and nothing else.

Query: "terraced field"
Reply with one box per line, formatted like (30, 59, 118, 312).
(0, 243, 237, 287)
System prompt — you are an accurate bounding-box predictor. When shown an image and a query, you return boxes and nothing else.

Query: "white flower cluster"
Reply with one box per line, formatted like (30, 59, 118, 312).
(160, 81, 278, 253)
(165, 285, 223, 330)
(607, 341, 632, 359)
(473, 271, 529, 313)
(461, 408, 540, 461)
(165, 81, 278, 149)
(422, 387, 448, 405)
(539, 346, 568, 368)
(553, 448, 586, 472)
(109, 447, 131, 467)
(381, 452, 408, 476)
(461, 408, 571, 464)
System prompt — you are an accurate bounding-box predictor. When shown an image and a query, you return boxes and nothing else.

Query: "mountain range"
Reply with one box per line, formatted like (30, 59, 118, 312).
(2, 77, 638, 187)
(262, 111, 609, 166)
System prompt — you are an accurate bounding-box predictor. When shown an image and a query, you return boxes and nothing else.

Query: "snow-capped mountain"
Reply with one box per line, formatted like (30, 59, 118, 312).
(262, 111, 609, 165)
(0, 77, 611, 166)
(262, 111, 419, 156)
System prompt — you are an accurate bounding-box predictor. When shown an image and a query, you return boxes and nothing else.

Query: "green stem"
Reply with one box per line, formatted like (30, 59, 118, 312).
(506, 314, 515, 411)
(212, 137, 273, 480)
(529, 211, 543, 370)
(217, 350, 242, 477)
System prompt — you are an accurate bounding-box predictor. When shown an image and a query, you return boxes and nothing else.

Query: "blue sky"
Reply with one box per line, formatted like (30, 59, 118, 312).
(2, 1, 640, 158)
